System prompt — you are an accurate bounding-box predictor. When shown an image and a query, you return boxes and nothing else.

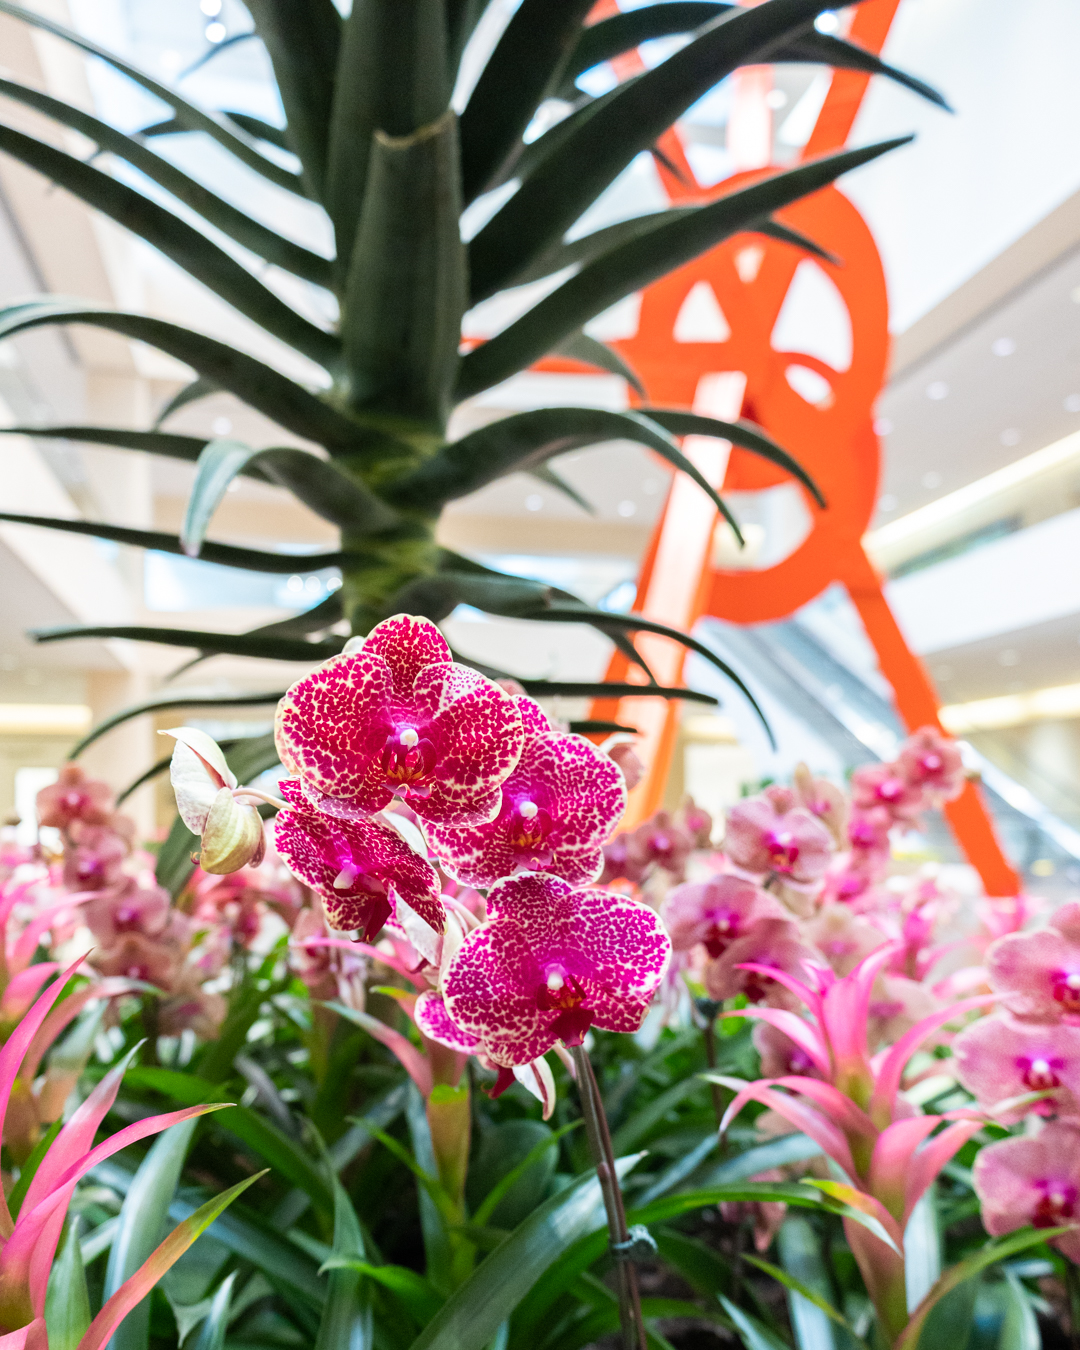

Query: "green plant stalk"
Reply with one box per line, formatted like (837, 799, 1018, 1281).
(426, 1078, 473, 1285)
(1067, 1259, 1080, 1350)
(339, 520, 442, 634)
(570, 1044, 647, 1350)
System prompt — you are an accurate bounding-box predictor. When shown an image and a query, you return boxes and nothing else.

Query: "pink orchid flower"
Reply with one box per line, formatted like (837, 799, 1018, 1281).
(894, 726, 965, 803)
(724, 792, 833, 884)
(703, 917, 814, 1008)
(84, 882, 171, 944)
(443, 872, 670, 1067)
(973, 1119, 1080, 1261)
(954, 1013, 1080, 1120)
(986, 901, 1080, 1022)
(850, 764, 925, 823)
(35, 765, 115, 831)
(661, 874, 787, 958)
(273, 778, 444, 959)
(0, 962, 248, 1349)
(718, 943, 995, 1344)
(424, 697, 626, 887)
(61, 824, 129, 894)
(274, 613, 525, 826)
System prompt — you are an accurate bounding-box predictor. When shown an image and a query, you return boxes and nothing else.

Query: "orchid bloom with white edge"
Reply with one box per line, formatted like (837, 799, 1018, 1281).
(0, 961, 259, 1350)
(162, 727, 279, 874)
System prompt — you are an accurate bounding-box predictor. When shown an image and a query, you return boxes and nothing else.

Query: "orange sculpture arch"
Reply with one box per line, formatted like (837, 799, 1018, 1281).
(575, 0, 1019, 895)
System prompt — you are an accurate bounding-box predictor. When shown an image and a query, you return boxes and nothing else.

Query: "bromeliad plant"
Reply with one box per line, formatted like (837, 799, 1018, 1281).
(0, 0, 945, 768)
(0, 964, 257, 1350)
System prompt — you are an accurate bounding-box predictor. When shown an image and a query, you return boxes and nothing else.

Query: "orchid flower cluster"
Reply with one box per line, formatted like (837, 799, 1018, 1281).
(170, 614, 672, 1104)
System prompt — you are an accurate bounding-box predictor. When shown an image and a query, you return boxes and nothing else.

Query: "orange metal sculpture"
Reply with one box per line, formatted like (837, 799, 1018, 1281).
(582, 0, 1020, 895)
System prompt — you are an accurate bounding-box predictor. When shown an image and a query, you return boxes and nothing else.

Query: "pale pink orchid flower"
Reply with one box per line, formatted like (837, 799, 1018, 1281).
(973, 1119, 1080, 1262)
(723, 793, 833, 886)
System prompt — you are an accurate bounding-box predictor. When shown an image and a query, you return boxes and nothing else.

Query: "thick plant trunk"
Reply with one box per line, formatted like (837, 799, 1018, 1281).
(339, 519, 442, 635)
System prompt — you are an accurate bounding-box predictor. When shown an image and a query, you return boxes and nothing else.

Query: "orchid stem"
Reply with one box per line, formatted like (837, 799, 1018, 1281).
(570, 1044, 647, 1350)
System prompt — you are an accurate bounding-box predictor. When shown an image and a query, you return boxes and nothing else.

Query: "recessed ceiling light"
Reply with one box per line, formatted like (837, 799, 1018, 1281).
(991, 337, 1016, 356)
(1000, 428, 1021, 446)
(525, 494, 543, 512)
(206, 20, 227, 42)
(874, 416, 894, 436)
(1065, 394, 1080, 412)
(212, 416, 232, 436)
(617, 500, 637, 517)
(200, 0, 222, 12)
(765, 89, 788, 109)
(921, 471, 942, 489)
(814, 11, 840, 33)
(878, 493, 898, 512)
(925, 381, 948, 400)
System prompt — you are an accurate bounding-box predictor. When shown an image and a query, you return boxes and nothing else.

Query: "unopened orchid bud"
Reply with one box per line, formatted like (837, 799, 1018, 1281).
(162, 727, 265, 874)
(200, 786, 267, 874)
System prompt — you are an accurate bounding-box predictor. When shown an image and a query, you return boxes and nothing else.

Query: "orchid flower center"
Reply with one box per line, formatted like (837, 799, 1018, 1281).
(921, 753, 942, 773)
(1032, 1181, 1077, 1227)
(506, 797, 554, 868)
(535, 963, 594, 1045)
(876, 777, 907, 803)
(1021, 1055, 1061, 1091)
(114, 903, 141, 929)
(704, 909, 739, 958)
(765, 829, 799, 872)
(63, 791, 85, 811)
(1052, 970, 1080, 1014)
(380, 726, 437, 799)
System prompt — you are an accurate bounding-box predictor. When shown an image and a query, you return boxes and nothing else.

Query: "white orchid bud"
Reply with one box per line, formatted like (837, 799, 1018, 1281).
(161, 727, 264, 874)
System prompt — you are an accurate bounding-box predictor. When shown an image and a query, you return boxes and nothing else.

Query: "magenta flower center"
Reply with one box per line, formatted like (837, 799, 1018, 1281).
(704, 909, 741, 958)
(875, 777, 907, 803)
(1032, 1181, 1077, 1227)
(114, 903, 141, 930)
(63, 791, 87, 811)
(379, 727, 438, 800)
(1019, 1054, 1063, 1091)
(76, 856, 105, 883)
(506, 798, 554, 868)
(535, 964, 594, 1046)
(765, 829, 799, 872)
(1051, 970, 1080, 1014)
(920, 753, 942, 774)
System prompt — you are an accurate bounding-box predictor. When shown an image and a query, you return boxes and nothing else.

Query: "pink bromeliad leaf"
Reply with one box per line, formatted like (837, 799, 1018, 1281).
(719, 1006, 830, 1075)
(328, 1002, 434, 1096)
(274, 778, 444, 947)
(0, 957, 87, 1238)
(76, 1171, 264, 1350)
(715, 1076, 859, 1181)
(901, 1117, 985, 1226)
(443, 873, 670, 1066)
(868, 993, 995, 1125)
(424, 698, 626, 887)
(274, 614, 525, 826)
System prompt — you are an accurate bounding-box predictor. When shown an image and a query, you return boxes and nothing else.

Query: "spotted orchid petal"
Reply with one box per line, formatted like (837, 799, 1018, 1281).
(443, 873, 670, 1066)
(274, 614, 524, 826)
(414, 990, 483, 1054)
(425, 700, 626, 887)
(274, 779, 444, 945)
